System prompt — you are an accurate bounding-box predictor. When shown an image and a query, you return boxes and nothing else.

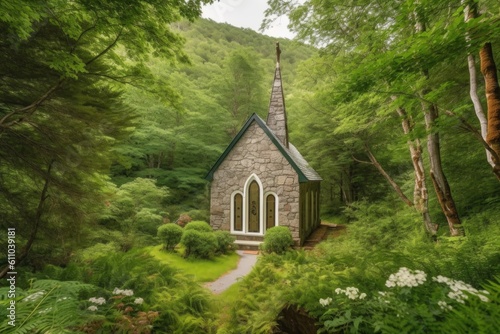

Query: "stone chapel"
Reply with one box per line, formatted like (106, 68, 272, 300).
(206, 43, 322, 248)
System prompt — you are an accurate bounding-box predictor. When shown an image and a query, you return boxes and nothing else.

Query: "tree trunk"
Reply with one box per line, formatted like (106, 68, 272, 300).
(464, 2, 500, 180)
(480, 42, 500, 178)
(0, 161, 53, 278)
(396, 105, 437, 235)
(424, 103, 463, 236)
(413, 9, 462, 236)
(362, 144, 414, 207)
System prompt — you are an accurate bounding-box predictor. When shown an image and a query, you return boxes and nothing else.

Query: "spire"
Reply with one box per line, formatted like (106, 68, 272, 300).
(266, 42, 289, 148)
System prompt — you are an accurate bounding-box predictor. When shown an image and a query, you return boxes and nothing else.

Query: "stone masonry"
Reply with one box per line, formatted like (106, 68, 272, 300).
(210, 121, 301, 242)
(266, 64, 289, 148)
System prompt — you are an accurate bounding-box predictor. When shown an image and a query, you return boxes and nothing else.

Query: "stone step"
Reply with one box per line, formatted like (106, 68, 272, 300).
(234, 239, 262, 251)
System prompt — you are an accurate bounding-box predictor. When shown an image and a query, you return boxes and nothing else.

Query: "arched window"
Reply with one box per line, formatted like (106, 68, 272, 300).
(233, 193, 243, 231)
(248, 180, 260, 232)
(266, 194, 276, 230)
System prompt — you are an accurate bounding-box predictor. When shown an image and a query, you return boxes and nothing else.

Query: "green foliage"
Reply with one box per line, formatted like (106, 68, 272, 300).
(184, 221, 213, 232)
(181, 229, 217, 259)
(0, 0, 215, 271)
(214, 231, 236, 255)
(31, 248, 217, 333)
(103, 178, 169, 238)
(261, 226, 294, 254)
(317, 268, 494, 334)
(0, 279, 94, 333)
(157, 223, 184, 251)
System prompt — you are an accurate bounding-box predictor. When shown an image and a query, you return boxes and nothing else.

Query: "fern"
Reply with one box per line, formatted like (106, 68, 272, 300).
(0, 279, 94, 333)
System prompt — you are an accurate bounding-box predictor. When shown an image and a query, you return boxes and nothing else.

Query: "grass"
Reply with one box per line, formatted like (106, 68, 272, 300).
(149, 245, 240, 282)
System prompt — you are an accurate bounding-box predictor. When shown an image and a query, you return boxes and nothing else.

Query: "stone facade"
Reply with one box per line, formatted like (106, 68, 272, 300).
(210, 121, 301, 241)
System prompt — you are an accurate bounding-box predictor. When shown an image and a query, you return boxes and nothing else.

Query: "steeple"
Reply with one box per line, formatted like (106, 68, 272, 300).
(266, 42, 289, 148)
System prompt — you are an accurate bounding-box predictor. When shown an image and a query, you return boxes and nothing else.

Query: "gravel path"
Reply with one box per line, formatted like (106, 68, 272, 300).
(204, 250, 259, 294)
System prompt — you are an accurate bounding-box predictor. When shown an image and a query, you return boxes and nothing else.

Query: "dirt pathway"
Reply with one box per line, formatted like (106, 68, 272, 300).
(204, 250, 258, 294)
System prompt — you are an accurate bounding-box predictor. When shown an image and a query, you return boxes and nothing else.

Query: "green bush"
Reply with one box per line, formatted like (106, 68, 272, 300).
(157, 223, 184, 251)
(181, 229, 217, 259)
(214, 231, 236, 254)
(261, 226, 294, 254)
(184, 221, 212, 233)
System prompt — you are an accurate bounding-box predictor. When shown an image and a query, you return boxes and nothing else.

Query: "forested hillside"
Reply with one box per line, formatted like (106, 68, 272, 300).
(1, 0, 500, 333)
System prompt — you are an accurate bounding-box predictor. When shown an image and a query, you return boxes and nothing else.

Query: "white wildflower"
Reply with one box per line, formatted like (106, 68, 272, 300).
(438, 300, 453, 311)
(434, 275, 489, 303)
(385, 267, 427, 288)
(319, 297, 332, 307)
(122, 289, 134, 296)
(345, 287, 360, 300)
(335, 288, 343, 294)
(478, 294, 490, 302)
(87, 305, 98, 311)
(359, 293, 367, 299)
(89, 297, 106, 305)
(385, 280, 396, 288)
(113, 288, 134, 296)
(134, 298, 144, 305)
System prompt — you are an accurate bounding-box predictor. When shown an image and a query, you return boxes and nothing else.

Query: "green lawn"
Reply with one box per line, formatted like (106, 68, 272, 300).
(149, 245, 240, 282)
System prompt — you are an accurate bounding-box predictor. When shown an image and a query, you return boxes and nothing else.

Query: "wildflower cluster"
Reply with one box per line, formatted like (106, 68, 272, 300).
(134, 297, 144, 305)
(437, 300, 453, 311)
(385, 267, 426, 288)
(88, 297, 106, 305)
(433, 275, 490, 303)
(319, 297, 332, 307)
(113, 287, 134, 296)
(335, 287, 367, 300)
(88, 296, 107, 311)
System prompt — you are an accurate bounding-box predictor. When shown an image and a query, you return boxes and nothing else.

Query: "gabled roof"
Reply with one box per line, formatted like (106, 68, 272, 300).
(205, 113, 322, 183)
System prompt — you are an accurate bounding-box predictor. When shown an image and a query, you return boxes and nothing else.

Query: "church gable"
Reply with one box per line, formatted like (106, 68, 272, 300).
(206, 114, 316, 183)
(209, 119, 301, 238)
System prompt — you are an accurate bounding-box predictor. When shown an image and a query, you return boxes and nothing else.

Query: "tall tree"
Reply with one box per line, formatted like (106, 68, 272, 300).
(479, 43, 500, 179)
(0, 0, 213, 275)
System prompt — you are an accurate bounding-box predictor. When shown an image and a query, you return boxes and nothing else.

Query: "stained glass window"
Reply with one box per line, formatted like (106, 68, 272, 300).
(266, 194, 276, 230)
(234, 193, 243, 231)
(248, 181, 260, 232)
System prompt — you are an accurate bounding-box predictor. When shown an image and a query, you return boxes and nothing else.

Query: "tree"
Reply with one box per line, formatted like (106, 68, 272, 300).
(479, 42, 500, 179)
(216, 47, 267, 136)
(0, 0, 213, 276)
(264, 0, 500, 235)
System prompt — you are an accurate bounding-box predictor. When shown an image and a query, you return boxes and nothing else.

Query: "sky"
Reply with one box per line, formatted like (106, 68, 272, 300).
(201, 0, 294, 39)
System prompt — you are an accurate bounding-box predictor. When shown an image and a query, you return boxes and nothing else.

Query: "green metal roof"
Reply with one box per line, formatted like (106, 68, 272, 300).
(205, 113, 322, 183)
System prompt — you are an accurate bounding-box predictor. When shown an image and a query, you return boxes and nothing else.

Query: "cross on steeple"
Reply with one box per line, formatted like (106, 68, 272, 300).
(276, 42, 281, 66)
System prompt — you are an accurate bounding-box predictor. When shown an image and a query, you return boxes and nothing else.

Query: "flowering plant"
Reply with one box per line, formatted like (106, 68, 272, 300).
(318, 268, 492, 333)
(81, 287, 158, 333)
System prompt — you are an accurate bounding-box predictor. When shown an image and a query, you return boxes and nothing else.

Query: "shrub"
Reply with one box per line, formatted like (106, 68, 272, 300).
(181, 229, 217, 259)
(157, 223, 184, 251)
(184, 221, 212, 233)
(214, 231, 236, 254)
(261, 226, 294, 254)
(176, 213, 192, 227)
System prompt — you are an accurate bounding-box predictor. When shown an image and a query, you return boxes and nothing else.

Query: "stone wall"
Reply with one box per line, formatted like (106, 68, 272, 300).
(210, 121, 301, 242)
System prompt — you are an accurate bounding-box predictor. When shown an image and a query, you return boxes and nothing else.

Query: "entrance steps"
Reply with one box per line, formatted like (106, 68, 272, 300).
(233, 235, 263, 251)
